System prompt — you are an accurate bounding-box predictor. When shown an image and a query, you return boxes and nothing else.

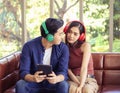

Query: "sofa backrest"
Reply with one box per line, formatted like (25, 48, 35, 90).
(92, 53, 120, 86)
(0, 51, 21, 93)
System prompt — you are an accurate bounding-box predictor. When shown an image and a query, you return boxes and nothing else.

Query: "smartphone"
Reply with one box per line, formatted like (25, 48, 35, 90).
(37, 64, 52, 76)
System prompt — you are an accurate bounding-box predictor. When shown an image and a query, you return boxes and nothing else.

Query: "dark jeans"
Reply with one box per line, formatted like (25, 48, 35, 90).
(15, 79, 69, 93)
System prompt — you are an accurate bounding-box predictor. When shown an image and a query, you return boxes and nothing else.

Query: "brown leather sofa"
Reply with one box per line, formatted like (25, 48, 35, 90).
(92, 53, 120, 93)
(0, 51, 120, 93)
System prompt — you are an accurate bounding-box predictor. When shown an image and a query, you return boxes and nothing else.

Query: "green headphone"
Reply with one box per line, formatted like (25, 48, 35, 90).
(41, 21, 54, 42)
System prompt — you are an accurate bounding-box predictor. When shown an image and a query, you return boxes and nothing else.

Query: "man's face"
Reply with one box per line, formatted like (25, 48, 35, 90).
(53, 26, 64, 45)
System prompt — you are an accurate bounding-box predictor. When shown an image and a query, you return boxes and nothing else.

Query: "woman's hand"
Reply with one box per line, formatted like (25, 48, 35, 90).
(76, 86, 82, 93)
(46, 71, 57, 84)
(33, 71, 46, 83)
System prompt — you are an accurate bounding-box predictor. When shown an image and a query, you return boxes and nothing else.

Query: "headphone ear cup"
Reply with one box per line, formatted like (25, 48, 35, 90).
(41, 21, 54, 42)
(46, 34, 54, 42)
(79, 33, 85, 41)
(63, 25, 69, 33)
(63, 22, 71, 33)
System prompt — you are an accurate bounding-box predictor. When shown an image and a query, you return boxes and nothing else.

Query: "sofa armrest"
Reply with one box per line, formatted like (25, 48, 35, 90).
(0, 51, 21, 93)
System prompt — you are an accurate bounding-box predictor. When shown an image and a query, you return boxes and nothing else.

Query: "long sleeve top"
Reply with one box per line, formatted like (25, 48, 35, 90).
(20, 36, 69, 80)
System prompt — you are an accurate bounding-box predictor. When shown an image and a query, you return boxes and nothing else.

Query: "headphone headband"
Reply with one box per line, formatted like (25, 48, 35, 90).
(41, 21, 49, 34)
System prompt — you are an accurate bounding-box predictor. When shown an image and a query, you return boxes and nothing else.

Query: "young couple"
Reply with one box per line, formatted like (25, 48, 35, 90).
(15, 18, 98, 93)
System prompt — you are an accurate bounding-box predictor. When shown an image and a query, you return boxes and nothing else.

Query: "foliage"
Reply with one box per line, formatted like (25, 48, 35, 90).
(54, 0, 79, 19)
(83, 0, 110, 52)
(113, 0, 120, 39)
(0, 39, 21, 57)
(113, 39, 120, 52)
(0, 0, 120, 58)
(89, 34, 109, 52)
(0, 0, 22, 58)
(26, 0, 50, 39)
(0, 0, 50, 58)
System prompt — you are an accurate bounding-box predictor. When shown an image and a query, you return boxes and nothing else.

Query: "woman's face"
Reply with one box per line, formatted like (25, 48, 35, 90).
(53, 26, 64, 45)
(67, 27, 80, 44)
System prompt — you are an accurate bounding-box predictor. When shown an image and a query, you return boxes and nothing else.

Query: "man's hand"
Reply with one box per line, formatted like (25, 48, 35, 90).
(34, 71, 46, 83)
(46, 71, 57, 84)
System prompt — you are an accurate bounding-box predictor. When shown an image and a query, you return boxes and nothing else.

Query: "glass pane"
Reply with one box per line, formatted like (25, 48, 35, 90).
(26, 0, 50, 39)
(0, 0, 22, 58)
(84, 0, 109, 52)
(113, 0, 120, 52)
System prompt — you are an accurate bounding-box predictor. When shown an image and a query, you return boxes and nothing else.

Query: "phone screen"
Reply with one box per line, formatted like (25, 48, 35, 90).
(37, 64, 52, 76)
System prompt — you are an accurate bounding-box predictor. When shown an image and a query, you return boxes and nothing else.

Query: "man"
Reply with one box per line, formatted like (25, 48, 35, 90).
(15, 18, 69, 93)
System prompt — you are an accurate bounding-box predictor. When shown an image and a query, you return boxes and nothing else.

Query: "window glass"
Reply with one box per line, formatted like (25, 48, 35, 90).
(113, 0, 120, 52)
(84, 0, 109, 52)
(0, 0, 22, 58)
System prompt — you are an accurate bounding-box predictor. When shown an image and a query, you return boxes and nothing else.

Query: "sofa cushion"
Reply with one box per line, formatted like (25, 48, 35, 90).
(103, 54, 120, 85)
(101, 85, 120, 93)
(92, 53, 104, 86)
(4, 86, 15, 93)
(103, 70, 120, 85)
(94, 70, 103, 86)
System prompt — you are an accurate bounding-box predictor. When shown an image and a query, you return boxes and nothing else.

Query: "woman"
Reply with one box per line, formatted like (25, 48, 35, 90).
(64, 20, 98, 93)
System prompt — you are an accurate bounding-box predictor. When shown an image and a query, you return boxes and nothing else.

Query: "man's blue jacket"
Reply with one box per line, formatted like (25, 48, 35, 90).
(20, 36, 69, 80)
